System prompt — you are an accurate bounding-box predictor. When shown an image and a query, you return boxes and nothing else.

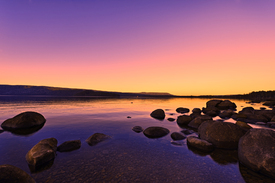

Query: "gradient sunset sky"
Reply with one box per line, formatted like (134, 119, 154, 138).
(1, 0, 275, 95)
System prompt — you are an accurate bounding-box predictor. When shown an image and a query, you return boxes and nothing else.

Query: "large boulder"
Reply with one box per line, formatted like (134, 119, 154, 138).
(1, 111, 46, 130)
(176, 115, 193, 126)
(0, 164, 36, 183)
(176, 107, 190, 114)
(26, 138, 57, 168)
(150, 109, 165, 120)
(216, 100, 237, 110)
(143, 126, 169, 138)
(202, 107, 220, 117)
(206, 100, 222, 108)
(198, 121, 246, 149)
(86, 133, 111, 146)
(219, 109, 235, 119)
(188, 115, 212, 129)
(57, 140, 81, 152)
(132, 126, 143, 133)
(238, 129, 275, 179)
(187, 136, 215, 153)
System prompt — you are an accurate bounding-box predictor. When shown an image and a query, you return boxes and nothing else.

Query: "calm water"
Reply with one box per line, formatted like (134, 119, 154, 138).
(0, 96, 273, 183)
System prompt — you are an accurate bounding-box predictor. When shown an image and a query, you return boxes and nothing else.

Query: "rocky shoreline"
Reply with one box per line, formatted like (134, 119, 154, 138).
(1, 99, 275, 182)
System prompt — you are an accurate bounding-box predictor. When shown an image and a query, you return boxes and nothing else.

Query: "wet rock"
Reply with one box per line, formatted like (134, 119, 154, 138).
(176, 107, 190, 114)
(260, 107, 266, 110)
(171, 141, 184, 146)
(206, 100, 222, 108)
(255, 122, 266, 125)
(198, 121, 246, 149)
(171, 132, 186, 140)
(190, 112, 201, 119)
(271, 116, 275, 122)
(188, 115, 212, 129)
(143, 126, 169, 138)
(263, 101, 275, 107)
(127, 116, 131, 118)
(176, 115, 192, 126)
(150, 109, 165, 120)
(1, 111, 46, 130)
(202, 107, 220, 117)
(238, 129, 275, 179)
(241, 107, 254, 113)
(132, 126, 143, 133)
(26, 138, 57, 168)
(267, 122, 275, 128)
(57, 140, 81, 152)
(86, 133, 111, 146)
(0, 164, 36, 183)
(235, 121, 252, 131)
(192, 108, 201, 114)
(187, 136, 214, 153)
(219, 109, 235, 119)
(255, 110, 275, 121)
(217, 100, 237, 110)
(246, 113, 269, 123)
(167, 118, 175, 122)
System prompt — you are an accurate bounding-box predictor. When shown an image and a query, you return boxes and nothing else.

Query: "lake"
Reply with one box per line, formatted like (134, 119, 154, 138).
(0, 96, 273, 183)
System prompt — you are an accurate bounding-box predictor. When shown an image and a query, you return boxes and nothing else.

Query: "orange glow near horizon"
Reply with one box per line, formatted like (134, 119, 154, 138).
(1, 1, 275, 95)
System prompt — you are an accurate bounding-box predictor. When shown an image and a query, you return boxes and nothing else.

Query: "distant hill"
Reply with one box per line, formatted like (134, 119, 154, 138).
(0, 85, 174, 98)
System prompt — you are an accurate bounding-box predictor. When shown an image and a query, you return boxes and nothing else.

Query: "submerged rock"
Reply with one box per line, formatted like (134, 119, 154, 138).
(171, 132, 186, 140)
(167, 118, 175, 122)
(132, 126, 144, 133)
(143, 126, 169, 138)
(1, 111, 46, 130)
(86, 133, 111, 146)
(187, 136, 215, 153)
(57, 140, 81, 152)
(150, 109, 165, 120)
(198, 121, 246, 149)
(0, 164, 35, 183)
(181, 129, 194, 135)
(176, 107, 190, 114)
(238, 129, 275, 179)
(26, 138, 57, 168)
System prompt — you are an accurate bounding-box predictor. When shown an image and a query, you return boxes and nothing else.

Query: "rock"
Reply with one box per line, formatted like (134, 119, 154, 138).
(235, 121, 252, 131)
(263, 101, 275, 107)
(188, 115, 212, 129)
(255, 110, 275, 121)
(272, 116, 275, 122)
(181, 129, 194, 135)
(1, 111, 46, 130)
(176, 115, 192, 126)
(192, 108, 201, 114)
(167, 118, 175, 122)
(171, 141, 185, 146)
(246, 113, 269, 123)
(132, 126, 143, 133)
(26, 138, 57, 168)
(86, 133, 110, 146)
(187, 136, 215, 153)
(241, 107, 254, 113)
(127, 116, 131, 118)
(255, 122, 266, 125)
(202, 107, 220, 117)
(143, 126, 169, 138)
(260, 107, 266, 110)
(217, 100, 237, 110)
(57, 140, 81, 152)
(176, 107, 190, 114)
(190, 112, 201, 119)
(150, 109, 165, 120)
(198, 121, 246, 149)
(238, 129, 275, 179)
(219, 109, 235, 119)
(171, 132, 186, 140)
(206, 100, 222, 108)
(0, 164, 36, 183)
(267, 122, 275, 128)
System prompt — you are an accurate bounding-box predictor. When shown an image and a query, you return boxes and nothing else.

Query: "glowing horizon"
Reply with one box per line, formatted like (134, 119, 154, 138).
(1, 0, 275, 95)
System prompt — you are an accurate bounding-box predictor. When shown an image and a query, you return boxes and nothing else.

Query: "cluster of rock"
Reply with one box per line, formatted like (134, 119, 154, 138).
(147, 99, 275, 180)
(0, 112, 110, 182)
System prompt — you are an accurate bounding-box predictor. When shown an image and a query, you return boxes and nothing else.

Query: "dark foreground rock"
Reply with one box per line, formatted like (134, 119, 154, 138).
(187, 136, 215, 153)
(143, 126, 169, 138)
(238, 129, 275, 179)
(26, 138, 57, 168)
(150, 109, 165, 120)
(1, 111, 46, 130)
(171, 132, 186, 140)
(176, 107, 190, 114)
(202, 107, 220, 117)
(57, 140, 81, 152)
(167, 118, 175, 122)
(132, 126, 143, 133)
(0, 164, 36, 183)
(198, 121, 246, 149)
(188, 115, 212, 129)
(86, 133, 111, 146)
(235, 121, 252, 131)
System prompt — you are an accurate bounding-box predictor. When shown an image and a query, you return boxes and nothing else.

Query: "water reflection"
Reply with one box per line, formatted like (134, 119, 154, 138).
(3, 123, 45, 136)
(210, 149, 238, 165)
(28, 159, 54, 174)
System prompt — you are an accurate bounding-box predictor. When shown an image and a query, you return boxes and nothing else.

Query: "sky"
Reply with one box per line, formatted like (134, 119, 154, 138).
(0, 0, 275, 96)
